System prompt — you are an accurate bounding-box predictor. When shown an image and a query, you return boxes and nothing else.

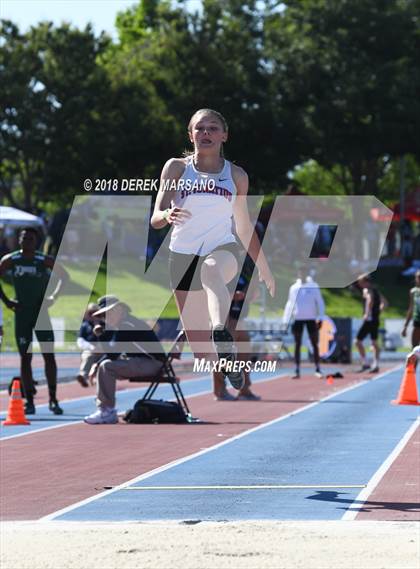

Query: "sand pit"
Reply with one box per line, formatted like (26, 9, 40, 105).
(1, 520, 419, 569)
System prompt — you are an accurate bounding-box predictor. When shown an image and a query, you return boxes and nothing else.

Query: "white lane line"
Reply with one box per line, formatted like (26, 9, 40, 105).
(102, 484, 367, 491)
(0, 372, 284, 441)
(40, 365, 402, 521)
(341, 416, 420, 521)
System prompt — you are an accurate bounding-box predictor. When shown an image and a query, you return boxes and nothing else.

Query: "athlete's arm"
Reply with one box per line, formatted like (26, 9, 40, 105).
(43, 256, 69, 304)
(402, 289, 413, 337)
(151, 158, 191, 229)
(379, 292, 388, 311)
(363, 288, 371, 320)
(232, 165, 275, 297)
(0, 256, 19, 310)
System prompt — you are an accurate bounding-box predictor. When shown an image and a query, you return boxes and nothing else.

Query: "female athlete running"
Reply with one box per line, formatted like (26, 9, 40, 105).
(151, 108, 275, 389)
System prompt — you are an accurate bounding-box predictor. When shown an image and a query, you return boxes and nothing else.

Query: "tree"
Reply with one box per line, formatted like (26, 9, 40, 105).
(0, 20, 112, 210)
(106, 0, 298, 189)
(264, 0, 420, 195)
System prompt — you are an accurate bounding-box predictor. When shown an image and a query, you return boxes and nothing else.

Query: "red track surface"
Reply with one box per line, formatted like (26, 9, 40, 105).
(2, 371, 366, 520)
(356, 424, 420, 521)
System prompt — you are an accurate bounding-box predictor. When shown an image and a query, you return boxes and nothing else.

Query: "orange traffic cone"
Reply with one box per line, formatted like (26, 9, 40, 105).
(391, 364, 420, 406)
(326, 375, 334, 385)
(2, 378, 30, 425)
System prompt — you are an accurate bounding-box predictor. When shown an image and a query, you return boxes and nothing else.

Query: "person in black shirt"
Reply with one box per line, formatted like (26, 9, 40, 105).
(84, 298, 165, 424)
(355, 274, 387, 373)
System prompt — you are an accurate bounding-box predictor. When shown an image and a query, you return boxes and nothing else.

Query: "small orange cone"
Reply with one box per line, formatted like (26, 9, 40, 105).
(391, 364, 420, 406)
(327, 375, 334, 385)
(2, 379, 30, 425)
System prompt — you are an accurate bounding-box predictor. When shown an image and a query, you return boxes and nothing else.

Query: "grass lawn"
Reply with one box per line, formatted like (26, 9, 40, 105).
(0, 261, 409, 351)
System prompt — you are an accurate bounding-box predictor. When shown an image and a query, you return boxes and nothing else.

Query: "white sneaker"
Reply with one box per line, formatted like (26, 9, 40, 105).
(314, 370, 323, 379)
(84, 408, 118, 425)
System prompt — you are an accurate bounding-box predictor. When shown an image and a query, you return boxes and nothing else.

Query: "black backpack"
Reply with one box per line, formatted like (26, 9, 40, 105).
(123, 399, 187, 424)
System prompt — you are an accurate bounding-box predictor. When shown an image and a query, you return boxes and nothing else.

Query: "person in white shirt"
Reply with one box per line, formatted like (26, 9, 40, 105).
(283, 268, 325, 379)
(151, 108, 275, 391)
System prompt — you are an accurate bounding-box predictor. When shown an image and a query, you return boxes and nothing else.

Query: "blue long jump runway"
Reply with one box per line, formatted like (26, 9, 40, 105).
(47, 366, 418, 522)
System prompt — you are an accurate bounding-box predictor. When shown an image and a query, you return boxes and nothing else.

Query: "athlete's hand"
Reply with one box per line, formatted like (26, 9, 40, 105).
(166, 207, 192, 226)
(88, 363, 98, 386)
(93, 324, 104, 337)
(401, 326, 407, 338)
(258, 264, 275, 297)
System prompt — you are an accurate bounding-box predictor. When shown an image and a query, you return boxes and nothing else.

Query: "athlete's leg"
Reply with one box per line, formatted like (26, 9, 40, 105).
(370, 340, 380, 369)
(411, 326, 420, 349)
(292, 321, 303, 377)
(307, 320, 321, 373)
(368, 321, 381, 372)
(201, 251, 244, 389)
(410, 327, 420, 369)
(213, 370, 232, 399)
(201, 250, 238, 329)
(20, 353, 34, 401)
(355, 323, 370, 370)
(174, 289, 213, 358)
(355, 338, 366, 360)
(37, 319, 58, 401)
(15, 313, 35, 403)
(40, 348, 58, 401)
(233, 327, 253, 394)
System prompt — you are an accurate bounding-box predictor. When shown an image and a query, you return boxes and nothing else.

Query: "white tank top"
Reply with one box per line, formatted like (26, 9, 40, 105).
(169, 157, 237, 255)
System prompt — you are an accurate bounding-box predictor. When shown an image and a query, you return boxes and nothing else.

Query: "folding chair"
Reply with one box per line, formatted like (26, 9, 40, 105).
(128, 330, 195, 422)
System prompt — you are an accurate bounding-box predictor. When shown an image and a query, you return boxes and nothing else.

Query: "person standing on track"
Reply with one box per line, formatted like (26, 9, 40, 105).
(354, 273, 387, 374)
(402, 270, 420, 349)
(0, 227, 69, 415)
(151, 108, 275, 391)
(282, 268, 325, 379)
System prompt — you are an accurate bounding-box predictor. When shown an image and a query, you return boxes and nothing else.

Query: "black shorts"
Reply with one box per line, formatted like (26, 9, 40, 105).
(169, 242, 240, 291)
(292, 320, 318, 336)
(15, 309, 55, 356)
(356, 320, 379, 341)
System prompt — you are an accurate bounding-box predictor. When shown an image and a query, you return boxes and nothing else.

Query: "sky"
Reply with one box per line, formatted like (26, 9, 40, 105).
(1, 0, 202, 39)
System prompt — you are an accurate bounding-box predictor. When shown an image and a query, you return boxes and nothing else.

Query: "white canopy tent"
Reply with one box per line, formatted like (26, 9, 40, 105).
(0, 206, 45, 230)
